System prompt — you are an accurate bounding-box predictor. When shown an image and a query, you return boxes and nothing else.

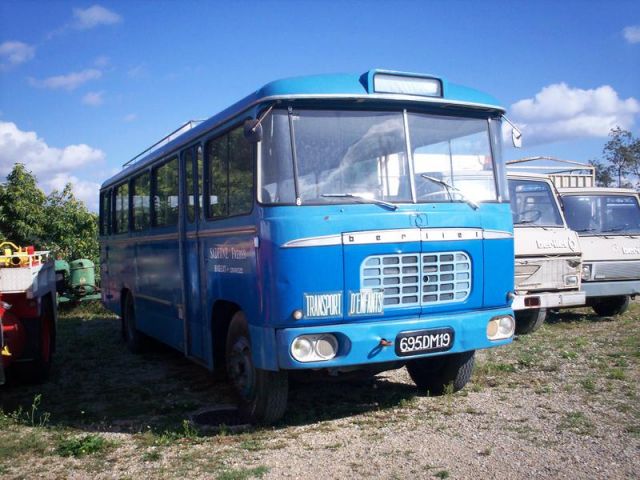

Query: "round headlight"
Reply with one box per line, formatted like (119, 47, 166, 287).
(315, 335, 338, 359)
(487, 320, 499, 338)
(291, 337, 313, 361)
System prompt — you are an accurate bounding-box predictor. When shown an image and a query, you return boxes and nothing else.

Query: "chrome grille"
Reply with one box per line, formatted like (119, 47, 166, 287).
(593, 261, 640, 281)
(361, 251, 471, 307)
(514, 256, 580, 291)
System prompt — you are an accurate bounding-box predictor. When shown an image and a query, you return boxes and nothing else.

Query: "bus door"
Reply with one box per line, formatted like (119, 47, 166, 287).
(180, 145, 206, 361)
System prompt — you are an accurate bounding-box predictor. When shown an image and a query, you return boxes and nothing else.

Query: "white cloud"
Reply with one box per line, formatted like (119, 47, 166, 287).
(510, 83, 640, 146)
(45, 173, 101, 210)
(73, 5, 122, 30)
(29, 69, 102, 91)
(0, 121, 105, 210)
(0, 41, 35, 68)
(127, 64, 147, 79)
(623, 25, 640, 44)
(82, 91, 105, 106)
(123, 113, 137, 122)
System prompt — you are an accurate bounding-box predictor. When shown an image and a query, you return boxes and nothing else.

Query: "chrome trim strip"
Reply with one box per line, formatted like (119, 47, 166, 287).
(102, 233, 179, 244)
(135, 293, 173, 307)
(187, 226, 257, 239)
(343, 229, 422, 244)
(283, 228, 513, 248)
(483, 230, 513, 239)
(282, 234, 342, 248)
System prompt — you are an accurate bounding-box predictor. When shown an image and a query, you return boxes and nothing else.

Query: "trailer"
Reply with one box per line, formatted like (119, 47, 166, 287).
(0, 242, 57, 384)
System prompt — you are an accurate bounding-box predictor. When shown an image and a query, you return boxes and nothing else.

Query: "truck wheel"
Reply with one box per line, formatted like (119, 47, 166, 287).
(20, 296, 55, 383)
(591, 296, 630, 317)
(406, 350, 475, 395)
(514, 308, 547, 334)
(123, 293, 144, 353)
(226, 311, 288, 424)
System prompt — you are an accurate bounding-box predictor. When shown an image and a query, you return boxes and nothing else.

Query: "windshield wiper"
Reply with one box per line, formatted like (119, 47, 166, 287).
(601, 226, 626, 233)
(575, 228, 597, 233)
(321, 193, 398, 211)
(420, 174, 479, 210)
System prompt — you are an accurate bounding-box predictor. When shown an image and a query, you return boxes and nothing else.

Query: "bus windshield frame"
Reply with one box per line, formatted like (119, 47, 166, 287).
(258, 108, 505, 206)
(563, 194, 640, 235)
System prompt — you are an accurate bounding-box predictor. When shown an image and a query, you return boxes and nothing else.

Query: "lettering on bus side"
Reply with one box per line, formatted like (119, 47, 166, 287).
(349, 289, 384, 316)
(208, 246, 253, 275)
(303, 292, 343, 318)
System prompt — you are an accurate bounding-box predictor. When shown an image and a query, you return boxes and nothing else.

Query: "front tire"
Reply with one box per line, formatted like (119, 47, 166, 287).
(406, 350, 475, 395)
(514, 308, 547, 334)
(226, 311, 288, 424)
(590, 295, 630, 317)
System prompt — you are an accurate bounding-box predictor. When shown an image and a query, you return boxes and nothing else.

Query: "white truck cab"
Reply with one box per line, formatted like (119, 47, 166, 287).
(507, 173, 585, 333)
(557, 187, 640, 316)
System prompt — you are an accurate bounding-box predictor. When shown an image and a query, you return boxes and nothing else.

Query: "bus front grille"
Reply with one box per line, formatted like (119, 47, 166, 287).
(593, 260, 640, 281)
(361, 251, 471, 307)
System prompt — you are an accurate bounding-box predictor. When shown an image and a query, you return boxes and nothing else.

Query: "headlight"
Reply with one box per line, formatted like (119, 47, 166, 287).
(487, 315, 515, 341)
(564, 274, 579, 286)
(581, 264, 592, 281)
(291, 334, 339, 362)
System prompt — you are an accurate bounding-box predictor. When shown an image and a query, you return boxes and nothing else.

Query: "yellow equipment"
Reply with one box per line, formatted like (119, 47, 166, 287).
(0, 242, 40, 268)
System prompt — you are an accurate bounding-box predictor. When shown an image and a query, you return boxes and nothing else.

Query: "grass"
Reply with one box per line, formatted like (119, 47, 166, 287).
(56, 434, 111, 457)
(0, 303, 638, 478)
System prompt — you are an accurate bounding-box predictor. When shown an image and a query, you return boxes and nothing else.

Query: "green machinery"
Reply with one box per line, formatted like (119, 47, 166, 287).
(54, 259, 101, 304)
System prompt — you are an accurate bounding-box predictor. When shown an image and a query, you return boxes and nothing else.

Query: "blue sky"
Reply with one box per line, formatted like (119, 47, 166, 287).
(0, 0, 639, 210)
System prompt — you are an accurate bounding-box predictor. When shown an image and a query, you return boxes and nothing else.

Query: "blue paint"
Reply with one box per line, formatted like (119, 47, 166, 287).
(99, 69, 515, 377)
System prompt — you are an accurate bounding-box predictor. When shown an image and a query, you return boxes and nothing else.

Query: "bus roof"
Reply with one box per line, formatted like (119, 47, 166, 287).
(557, 187, 639, 196)
(102, 69, 504, 189)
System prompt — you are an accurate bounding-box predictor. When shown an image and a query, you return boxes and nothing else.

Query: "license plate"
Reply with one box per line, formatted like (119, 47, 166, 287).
(395, 327, 455, 357)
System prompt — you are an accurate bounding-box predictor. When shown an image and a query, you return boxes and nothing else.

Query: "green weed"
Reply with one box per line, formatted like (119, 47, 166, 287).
(56, 434, 110, 457)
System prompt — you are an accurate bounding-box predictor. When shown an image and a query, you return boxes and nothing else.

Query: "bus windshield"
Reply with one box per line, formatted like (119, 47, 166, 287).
(259, 109, 499, 205)
(563, 194, 640, 235)
(508, 179, 564, 227)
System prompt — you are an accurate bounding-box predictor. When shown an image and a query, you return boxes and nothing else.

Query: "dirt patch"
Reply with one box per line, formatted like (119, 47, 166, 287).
(1, 303, 638, 479)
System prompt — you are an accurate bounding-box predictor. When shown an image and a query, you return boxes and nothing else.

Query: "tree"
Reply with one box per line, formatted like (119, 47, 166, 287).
(0, 164, 98, 266)
(602, 127, 639, 188)
(589, 159, 614, 187)
(0, 164, 47, 246)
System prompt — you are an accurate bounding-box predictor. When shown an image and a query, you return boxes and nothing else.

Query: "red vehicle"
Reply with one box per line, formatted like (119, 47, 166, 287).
(0, 242, 57, 385)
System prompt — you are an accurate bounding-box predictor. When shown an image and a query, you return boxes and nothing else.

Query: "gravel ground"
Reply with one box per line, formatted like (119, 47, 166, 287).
(0, 304, 638, 479)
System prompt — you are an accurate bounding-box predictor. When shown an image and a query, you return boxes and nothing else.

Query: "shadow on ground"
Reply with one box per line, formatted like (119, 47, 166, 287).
(0, 310, 417, 435)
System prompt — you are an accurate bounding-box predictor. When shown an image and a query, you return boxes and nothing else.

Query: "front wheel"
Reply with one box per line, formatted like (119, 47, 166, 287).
(226, 311, 288, 424)
(406, 350, 475, 395)
(514, 308, 547, 335)
(590, 296, 630, 317)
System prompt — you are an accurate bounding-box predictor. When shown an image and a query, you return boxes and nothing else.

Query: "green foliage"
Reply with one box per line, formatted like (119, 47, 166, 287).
(0, 164, 98, 265)
(601, 127, 640, 188)
(56, 434, 109, 457)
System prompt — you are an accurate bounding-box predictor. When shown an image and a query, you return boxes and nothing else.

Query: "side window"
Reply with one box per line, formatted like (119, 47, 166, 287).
(206, 136, 228, 217)
(132, 172, 151, 231)
(153, 157, 179, 227)
(228, 127, 254, 215)
(114, 182, 129, 234)
(184, 149, 195, 223)
(100, 190, 110, 235)
(197, 145, 204, 219)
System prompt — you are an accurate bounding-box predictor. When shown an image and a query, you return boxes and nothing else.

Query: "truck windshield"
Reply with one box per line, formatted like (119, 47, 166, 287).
(508, 179, 564, 227)
(258, 109, 500, 205)
(563, 194, 640, 235)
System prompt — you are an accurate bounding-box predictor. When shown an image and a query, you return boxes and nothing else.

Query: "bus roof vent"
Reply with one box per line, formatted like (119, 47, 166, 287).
(122, 119, 205, 169)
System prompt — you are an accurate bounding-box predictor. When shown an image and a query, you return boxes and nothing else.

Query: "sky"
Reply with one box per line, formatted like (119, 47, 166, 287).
(0, 0, 639, 210)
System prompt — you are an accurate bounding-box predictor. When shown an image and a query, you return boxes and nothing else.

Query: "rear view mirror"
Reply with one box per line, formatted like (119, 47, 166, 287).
(244, 119, 263, 143)
(512, 126, 522, 148)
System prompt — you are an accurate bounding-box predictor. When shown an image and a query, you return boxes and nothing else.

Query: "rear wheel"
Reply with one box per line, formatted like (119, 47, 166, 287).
(406, 350, 475, 395)
(590, 295, 630, 317)
(122, 293, 144, 353)
(226, 311, 288, 424)
(514, 308, 547, 334)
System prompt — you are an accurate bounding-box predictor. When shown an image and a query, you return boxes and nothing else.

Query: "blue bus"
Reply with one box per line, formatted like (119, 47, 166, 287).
(99, 69, 515, 423)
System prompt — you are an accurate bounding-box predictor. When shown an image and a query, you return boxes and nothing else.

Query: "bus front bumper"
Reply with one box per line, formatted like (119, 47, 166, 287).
(511, 291, 586, 310)
(582, 280, 640, 298)
(250, 307, 514, 371)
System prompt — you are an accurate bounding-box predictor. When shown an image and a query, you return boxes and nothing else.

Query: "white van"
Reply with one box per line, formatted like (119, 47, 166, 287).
(507, 173, 584, 333)
(557, 187, 640, 315)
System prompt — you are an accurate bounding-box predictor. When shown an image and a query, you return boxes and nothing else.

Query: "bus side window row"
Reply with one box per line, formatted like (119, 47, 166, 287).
(99, 124, 253, 235)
